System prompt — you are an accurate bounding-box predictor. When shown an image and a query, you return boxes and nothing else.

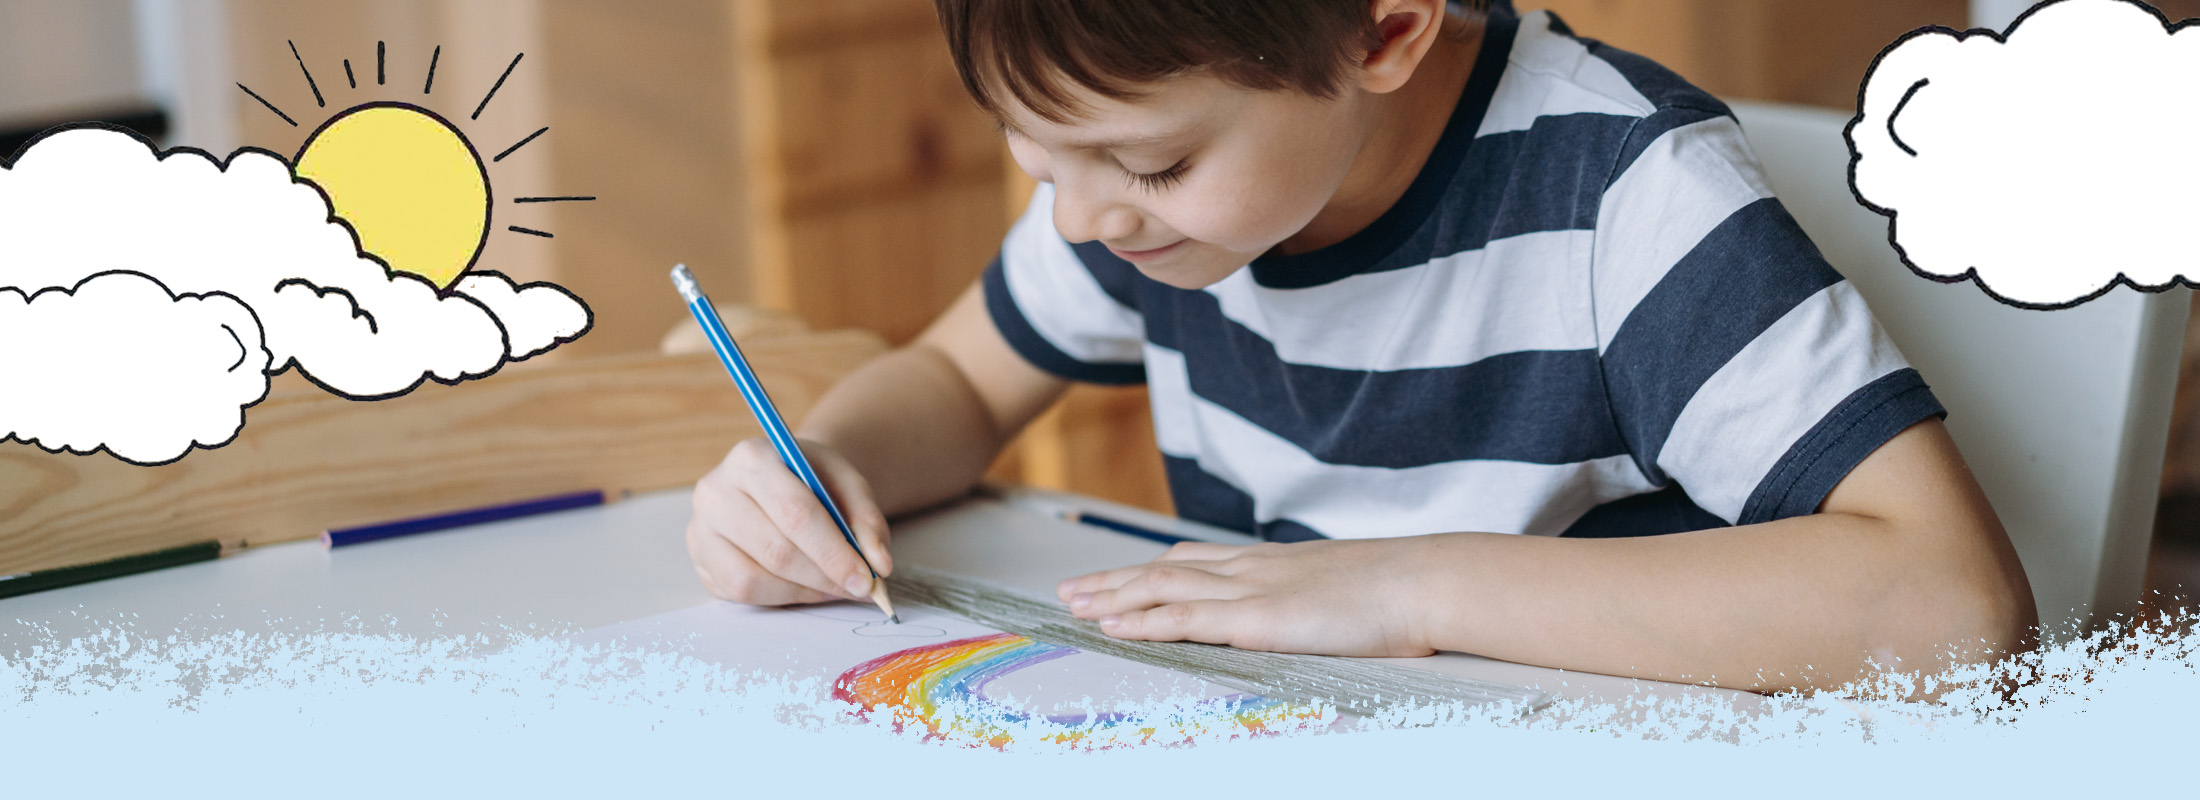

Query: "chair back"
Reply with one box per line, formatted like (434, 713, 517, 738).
(1731, 99, 2190, 634)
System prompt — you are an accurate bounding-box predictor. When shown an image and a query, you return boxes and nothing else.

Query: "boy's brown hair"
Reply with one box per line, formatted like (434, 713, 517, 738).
(935, 0, 1494, 123)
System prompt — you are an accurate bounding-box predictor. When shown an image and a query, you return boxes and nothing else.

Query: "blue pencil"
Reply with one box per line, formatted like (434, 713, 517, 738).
(670, 264, 897, 622)
(1063, 511, 1193, 547)
(323, 489, 607, 548)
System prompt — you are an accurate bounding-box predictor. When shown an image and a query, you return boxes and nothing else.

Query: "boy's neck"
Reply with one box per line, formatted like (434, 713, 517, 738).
(1273, 12, 1487, 257)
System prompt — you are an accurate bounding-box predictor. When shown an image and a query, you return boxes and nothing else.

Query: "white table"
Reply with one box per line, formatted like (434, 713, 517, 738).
(0, 487, 1759, 712)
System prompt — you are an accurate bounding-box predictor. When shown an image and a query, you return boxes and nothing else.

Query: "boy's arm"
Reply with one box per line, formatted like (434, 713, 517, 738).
(1062, 417, 2038, 694)
(1416, 417, 2036, 690)
(686, 281, 1065, 606)
(797, 283, 1069, 516)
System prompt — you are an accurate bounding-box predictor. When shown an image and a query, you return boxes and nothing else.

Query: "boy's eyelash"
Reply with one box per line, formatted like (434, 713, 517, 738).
(1127, 160, 1190, 192)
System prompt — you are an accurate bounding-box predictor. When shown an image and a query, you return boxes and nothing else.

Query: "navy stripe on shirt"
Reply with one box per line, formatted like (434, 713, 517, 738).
(1600, 198, 1846, 483)
(1245, 114, 1633, 290)
(1560, 485, 1730, 538)
(1739, 368, 1944, 524)
(1164, 454, 1257, 534)
(1068, 240, 1144, 310)
(1164, 454, 1334, 542)
(1263, 518, 1329, 543)
(1143, 286, 1626, 467)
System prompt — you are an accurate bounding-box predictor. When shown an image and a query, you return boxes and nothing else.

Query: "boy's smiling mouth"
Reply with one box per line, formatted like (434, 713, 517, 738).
(1105, 239, 1187, 263)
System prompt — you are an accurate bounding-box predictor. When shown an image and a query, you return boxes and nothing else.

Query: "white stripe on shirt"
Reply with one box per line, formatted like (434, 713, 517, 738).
(1592, 116, 1776, 352)
(1479, 11, 1655, 137)
(1002, 183, 1146, 364)
(1657, 281, 1912, 521)
(1206, 229, 1595, 372)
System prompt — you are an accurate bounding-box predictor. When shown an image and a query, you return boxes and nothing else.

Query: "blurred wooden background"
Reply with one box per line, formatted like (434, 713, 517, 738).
(4, 0, 2195, 538)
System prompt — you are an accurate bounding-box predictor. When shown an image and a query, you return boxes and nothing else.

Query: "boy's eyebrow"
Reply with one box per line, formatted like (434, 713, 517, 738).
(997, 118, 1199, 152)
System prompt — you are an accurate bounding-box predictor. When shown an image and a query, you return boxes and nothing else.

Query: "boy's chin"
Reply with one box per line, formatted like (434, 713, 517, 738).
(1131, 248, 1246, 290)
(1137, 264, 1239, 291)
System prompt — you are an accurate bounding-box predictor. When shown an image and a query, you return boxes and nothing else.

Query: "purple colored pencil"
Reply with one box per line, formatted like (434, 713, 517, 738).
(322, 489, 607, 548)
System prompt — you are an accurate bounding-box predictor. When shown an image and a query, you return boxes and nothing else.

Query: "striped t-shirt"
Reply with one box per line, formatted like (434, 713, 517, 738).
(981, 8, 1943, 542)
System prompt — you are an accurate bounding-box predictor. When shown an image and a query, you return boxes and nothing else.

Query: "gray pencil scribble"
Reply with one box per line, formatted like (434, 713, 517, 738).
(790, 605, 945, 638)
(851, 619, 945, 638)
(885, 565, 1550, 716)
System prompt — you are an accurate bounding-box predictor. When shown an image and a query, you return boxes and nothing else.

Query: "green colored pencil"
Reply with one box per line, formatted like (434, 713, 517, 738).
(0, 539, 236, 600)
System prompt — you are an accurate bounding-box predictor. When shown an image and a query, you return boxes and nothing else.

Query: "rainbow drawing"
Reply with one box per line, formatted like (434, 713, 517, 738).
(832, 633, 1327, 748)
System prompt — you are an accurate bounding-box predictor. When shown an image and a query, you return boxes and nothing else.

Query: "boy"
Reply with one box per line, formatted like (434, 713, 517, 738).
(685, 0, 2036, 693)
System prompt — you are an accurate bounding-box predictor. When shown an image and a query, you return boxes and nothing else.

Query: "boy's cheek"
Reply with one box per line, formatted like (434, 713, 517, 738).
(1005, 138, 1051, 183)
(1171, 183, 1329, 255)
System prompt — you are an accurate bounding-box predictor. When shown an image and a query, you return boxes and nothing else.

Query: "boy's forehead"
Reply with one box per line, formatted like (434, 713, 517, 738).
(995, 73, 1234, 150)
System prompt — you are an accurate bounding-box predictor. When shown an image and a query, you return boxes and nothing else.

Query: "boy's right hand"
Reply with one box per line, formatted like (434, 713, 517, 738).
(685, 436, 894, 606)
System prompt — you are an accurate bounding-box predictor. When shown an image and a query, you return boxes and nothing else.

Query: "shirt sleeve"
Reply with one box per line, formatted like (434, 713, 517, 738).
(1590, 107, 1945, 525)
(982, 182, 1149, 385)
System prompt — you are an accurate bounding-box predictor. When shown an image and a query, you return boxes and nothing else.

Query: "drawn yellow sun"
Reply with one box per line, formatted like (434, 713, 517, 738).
(295, 103, 488, 289)
(239, 43, 587, 290)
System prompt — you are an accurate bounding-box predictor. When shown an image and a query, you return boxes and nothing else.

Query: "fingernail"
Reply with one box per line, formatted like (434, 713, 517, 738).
(1056, 580, 1073, 596)
(1100, 615, 1120, 629)
(844, 575, 872, 598)
(1070, 593, 1091, 611)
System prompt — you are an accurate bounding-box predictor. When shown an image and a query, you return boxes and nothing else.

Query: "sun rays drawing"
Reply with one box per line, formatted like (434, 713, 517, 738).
(241, 42, 593, 277)
(0, 40, 595, 467)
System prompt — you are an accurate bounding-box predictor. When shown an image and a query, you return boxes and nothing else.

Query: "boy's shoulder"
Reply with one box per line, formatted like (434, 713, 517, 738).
(1469, 8, 1749, 202)
(1408, 9, 1764, 268)
(1496, 9, 1730, 124)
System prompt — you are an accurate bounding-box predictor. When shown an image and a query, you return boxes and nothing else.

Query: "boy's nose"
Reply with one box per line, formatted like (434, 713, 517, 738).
(1051, 182, 1140, 245)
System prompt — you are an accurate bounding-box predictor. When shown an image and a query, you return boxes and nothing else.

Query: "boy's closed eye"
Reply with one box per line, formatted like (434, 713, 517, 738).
(1125, 158, 1190, 192)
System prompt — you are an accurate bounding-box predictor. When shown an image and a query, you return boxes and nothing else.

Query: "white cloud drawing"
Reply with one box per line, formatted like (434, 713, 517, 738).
(0, 271, 271, 465)
(453, 272, 592, 360)
(0, 126, 592, 464)
(1848, 0, 2199, 308)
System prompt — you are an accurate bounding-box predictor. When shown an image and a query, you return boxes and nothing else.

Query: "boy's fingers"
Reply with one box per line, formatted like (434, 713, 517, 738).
(810, 445, 894, 577)
(1156, 541, 1239, 562)
(1099, 600, 1249, 646)
(1056, 563, 1151, 601)
(745, 465, 874, 599)
(689, 517, 832, 606)
(720, 481, 854, 599)
(1058, 556, 1233, 602)
(1071, 563, 1237, 618)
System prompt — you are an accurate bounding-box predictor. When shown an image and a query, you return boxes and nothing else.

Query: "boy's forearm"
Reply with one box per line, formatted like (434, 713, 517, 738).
(1415, 510, 2033, 693)
(794, 343, 1008, 516)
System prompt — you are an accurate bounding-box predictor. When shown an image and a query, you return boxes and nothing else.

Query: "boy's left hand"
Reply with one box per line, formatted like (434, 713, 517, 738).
(1057, 538, 1442, 658)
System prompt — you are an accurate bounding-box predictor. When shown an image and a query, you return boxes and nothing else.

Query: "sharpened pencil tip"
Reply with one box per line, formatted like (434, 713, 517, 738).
(869, 580, 897, 623)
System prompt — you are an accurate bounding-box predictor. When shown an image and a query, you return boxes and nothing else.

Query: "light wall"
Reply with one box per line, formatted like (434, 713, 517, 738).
(0, 0, 146, 125)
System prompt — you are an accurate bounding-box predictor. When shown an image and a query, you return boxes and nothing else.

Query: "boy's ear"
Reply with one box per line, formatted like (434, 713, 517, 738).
(1357, 0, 1454, 94)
